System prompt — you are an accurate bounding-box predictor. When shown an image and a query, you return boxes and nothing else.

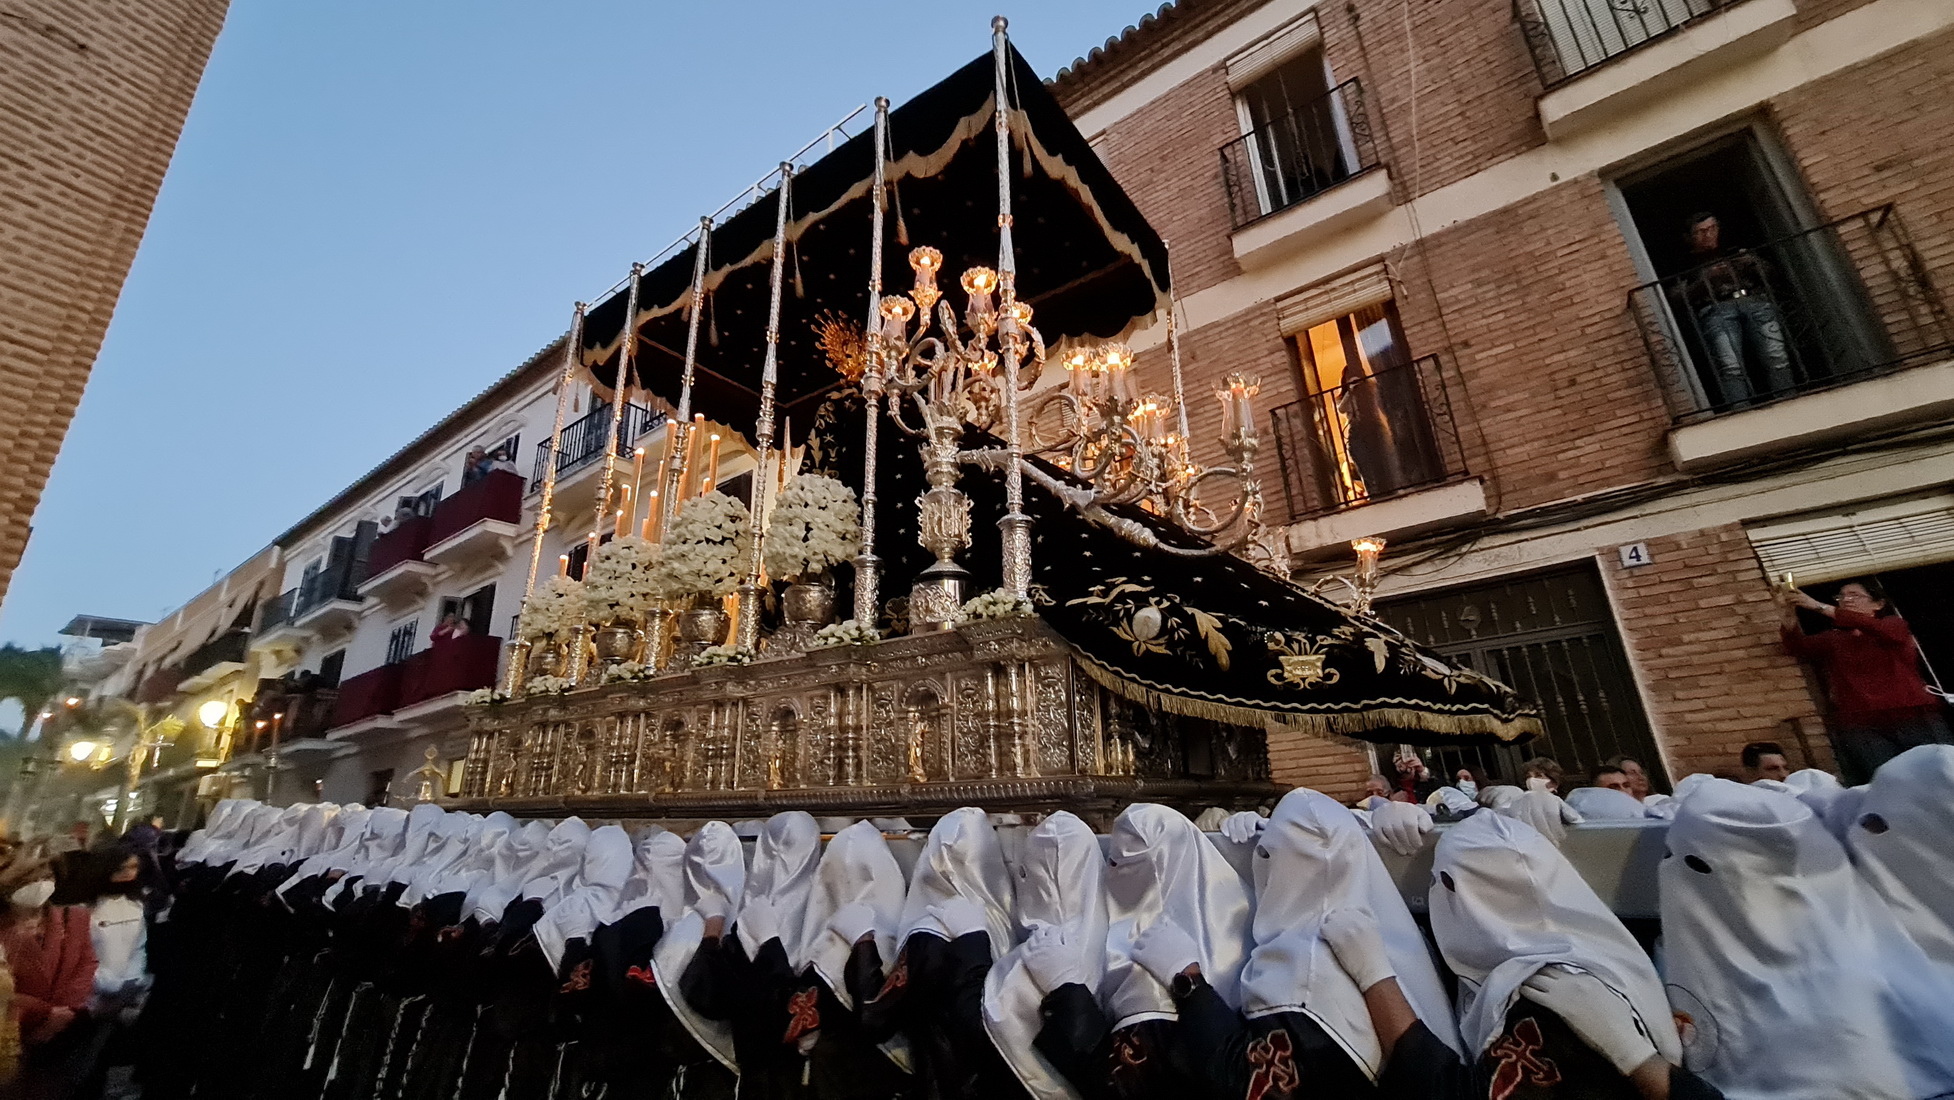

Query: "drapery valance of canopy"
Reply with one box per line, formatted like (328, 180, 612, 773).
(575, 43, 1169, 431)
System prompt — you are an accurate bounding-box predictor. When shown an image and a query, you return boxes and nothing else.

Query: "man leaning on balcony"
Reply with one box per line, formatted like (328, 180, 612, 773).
(1678, 212, 1794, 409)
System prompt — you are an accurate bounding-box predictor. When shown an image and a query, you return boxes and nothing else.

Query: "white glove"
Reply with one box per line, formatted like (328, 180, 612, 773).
(738, 896, 782, 947)
(1498, 790, 1580, 847)
(1519, 966, 1658, 1075)
(1368, 801, 1434, 857)
(1019, 924, 1086, 994)
(1320, 907, 1395, 991)
(1220, 811, 1268, 844)
(1131, 920, 1202, 986)
(829, 902, 879, 946)
(928, 896, 989, 939)
(693, 891, 732, 921)
(1477, 784, 1524, 811)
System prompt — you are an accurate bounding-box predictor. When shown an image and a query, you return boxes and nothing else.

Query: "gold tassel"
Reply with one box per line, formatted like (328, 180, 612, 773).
(708, 288, 719, 348)
(893, 178, 910, 247)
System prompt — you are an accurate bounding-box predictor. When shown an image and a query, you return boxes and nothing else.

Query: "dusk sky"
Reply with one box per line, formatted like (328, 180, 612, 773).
(0, 1, 1153, 650)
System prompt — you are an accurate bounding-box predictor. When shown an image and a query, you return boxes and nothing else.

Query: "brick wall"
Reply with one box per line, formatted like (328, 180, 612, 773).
(1266, 724, 1376, 801)
(0, 1, 230, 604)
(1602, 525, 1830, 779)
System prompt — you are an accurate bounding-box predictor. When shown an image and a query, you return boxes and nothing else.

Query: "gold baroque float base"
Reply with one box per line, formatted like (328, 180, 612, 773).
(456, 618, 1278, 820)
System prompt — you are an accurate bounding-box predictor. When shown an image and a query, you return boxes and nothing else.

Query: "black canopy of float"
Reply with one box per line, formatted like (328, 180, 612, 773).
(578, 44, 1169, 434)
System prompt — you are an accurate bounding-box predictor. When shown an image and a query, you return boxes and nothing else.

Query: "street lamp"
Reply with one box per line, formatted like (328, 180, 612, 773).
(197, 699, 228, 729)
(67, 740, 98, 763)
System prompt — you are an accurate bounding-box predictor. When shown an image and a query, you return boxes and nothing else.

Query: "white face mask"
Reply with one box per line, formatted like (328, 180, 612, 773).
(1525, 776, 1553, 792)
(11, 880, 54, 909)
(1456, 779, 1478, 798)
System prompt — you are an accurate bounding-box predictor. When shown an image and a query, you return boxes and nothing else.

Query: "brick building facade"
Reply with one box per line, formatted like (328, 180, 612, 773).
(1053, 0, 1954, 796)
(0, 1, 231, 604)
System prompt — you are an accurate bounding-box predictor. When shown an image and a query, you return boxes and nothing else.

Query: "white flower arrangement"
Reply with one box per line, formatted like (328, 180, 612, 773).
(763, 474, 862, 583)
(649, 493, 753, 598)
(693, 644, 755, 667)
(958, 589, 1035, 623)
(519, 574, 584, 641)
(583, 535, 662, 623)
(461, 688, 509, 706)
(527, 674, 578, 695)
(600, 660, 652, 684)
(811, 618, 881, 648)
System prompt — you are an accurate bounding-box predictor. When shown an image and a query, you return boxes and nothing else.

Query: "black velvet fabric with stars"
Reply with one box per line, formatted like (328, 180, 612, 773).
(804, 398, 1541, 747)
(579, 42, 1170, 434)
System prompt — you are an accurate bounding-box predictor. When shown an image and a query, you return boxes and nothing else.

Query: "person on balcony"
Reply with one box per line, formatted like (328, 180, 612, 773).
(430, 612, 470, 647)
(1676, 212, 1795, 409)
(1779, 579, 1952, 784)
(460, 447, 488, 485)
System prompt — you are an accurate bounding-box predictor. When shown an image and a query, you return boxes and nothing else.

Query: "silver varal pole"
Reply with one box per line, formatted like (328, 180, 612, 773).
(506, 302, 586, 696)
(736, 162, 795, 651)
(854, 97, 890, 625)
(661, 217, 714, 534)
(991, 16, 1033, 598)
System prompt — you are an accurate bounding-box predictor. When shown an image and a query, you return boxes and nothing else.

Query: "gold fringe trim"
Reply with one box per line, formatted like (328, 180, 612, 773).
(1073, 652, 1542, 744)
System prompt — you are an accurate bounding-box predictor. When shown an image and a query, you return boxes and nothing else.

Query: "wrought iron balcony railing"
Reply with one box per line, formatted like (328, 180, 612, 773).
(295, 561, 362, 617)
(1219, 79, 1379, 229)
(1513, 0, 1749, 87)
(1268, 353, 1469, 523)
(529, 403, 663, 493)
(1627, 205, 1954, 423)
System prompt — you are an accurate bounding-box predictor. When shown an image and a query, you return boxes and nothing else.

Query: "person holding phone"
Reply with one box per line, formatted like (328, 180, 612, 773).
(1779, 578, 1952, 784)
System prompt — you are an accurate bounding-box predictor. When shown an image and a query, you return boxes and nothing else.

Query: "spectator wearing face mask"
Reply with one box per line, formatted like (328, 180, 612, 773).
(1, 856, 99, 1096)
(89, 849, 149, 1020)
(1520, 757, 1564, 794)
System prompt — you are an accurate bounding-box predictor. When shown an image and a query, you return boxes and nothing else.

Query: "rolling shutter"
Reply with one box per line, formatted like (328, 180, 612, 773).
(1275, 262, 1393, 335)
(1747, 494, 1954, 583)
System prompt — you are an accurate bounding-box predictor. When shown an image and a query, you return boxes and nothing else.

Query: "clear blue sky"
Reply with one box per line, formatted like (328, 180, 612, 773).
(0, 1, 1154, 652)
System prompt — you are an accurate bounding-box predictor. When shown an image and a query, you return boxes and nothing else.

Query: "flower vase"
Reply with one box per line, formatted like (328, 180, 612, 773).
(526, 640, 562, 682)
(774, 575, 837, 654)
(673, 596, 730, 669)
(592, 622, 638, 668)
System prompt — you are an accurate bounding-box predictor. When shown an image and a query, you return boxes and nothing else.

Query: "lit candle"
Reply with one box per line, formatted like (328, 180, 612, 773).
(681, 414, 705, 498)
(641, 490, 658, 540)
(558, 553, 570, 577)
(703, 433, 722, 496)
(614, 487, 631, 538)
(629, 444, 646, 517)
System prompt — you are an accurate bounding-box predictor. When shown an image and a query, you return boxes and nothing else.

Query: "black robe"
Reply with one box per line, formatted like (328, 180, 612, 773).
(861, 931, 1023, 1100)
(590, 905, 736, 1100)
(1380, 1005, 1725, 1100)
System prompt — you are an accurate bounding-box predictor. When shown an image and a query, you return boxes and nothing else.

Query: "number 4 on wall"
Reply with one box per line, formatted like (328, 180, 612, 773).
(1617, 542, 1653, 568)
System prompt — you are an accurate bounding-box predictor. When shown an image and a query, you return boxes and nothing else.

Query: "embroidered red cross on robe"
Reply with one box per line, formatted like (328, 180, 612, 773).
(1245, 1028, 1301, 1100)
(1489, 1017, 1563, 1100)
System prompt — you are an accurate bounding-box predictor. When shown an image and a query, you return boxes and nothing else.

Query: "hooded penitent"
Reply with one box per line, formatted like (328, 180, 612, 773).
(182, 798, 258, 864)
(1429, 810, 1673, 1065)
(1103, 802, 1251, 1027)
(1563, 787, 1646, 820)
(369, 802, 447, 887)
(520, 816, 593, 907)
(652, 821, 748, 1071)
(737, 811, 822, 965)
(982, 811, 1109, 1100)
(1240, 789, 1463, 1079)
(1660, 779, 1954, 1100)
(800, 820, 906, 1008)
(609, 826, 687, 927)
(432, 811, 515, 905)
(536, 824, 633, 971)
(469, 820, 551, 923)
(401, 813, 483, 906)
(276, 804, 372, 901)
(1844, 744, 1954, 968)
(898, 806, 1017, 954)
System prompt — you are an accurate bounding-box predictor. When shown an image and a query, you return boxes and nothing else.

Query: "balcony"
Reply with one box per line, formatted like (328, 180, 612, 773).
(1268, 353, 1478, 551)
(1515, 0, 1760, 87)
(251, 590, 307, 665)
(425, 469, 525, 568)
(359, 514, 443, 606)
(292, 564, 365, 638)
(1627, 205, 1954, 469)
(327, 662, 403, 734)
(1220, 79, 1385, 263)
(324, 635, 502, 738)
(177, 629, 250, 693)
(530, 403, 661, 490)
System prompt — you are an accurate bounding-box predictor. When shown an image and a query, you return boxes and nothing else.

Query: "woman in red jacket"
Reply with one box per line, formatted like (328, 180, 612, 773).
(2, 857, 99, 1098)
(1781, 578, 1953, 784)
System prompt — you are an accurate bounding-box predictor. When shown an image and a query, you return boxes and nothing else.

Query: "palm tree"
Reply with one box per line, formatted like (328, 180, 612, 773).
(0, 644, 64, 736)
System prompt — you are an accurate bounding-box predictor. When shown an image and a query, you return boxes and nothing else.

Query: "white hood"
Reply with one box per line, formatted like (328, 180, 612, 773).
(609, 827, 686, 927)
(467, 819, 550, 923)
(535, 824, 632, 971)
(898, 806, 1017, 954)
(800, 821, 906, 1008)
(1430, 811, 1674, 1064)
(652, 821, 747, 1072)
(983, 811, 1108, 1100)
(1660, 779, 1954, 1100)
(519, 816, 591, 907)
(1102, 803, 1251, 1027)
(1845, 745, 1954, 967)
(1239, 789, 1462, 1079)
(737, 811, 822, 965)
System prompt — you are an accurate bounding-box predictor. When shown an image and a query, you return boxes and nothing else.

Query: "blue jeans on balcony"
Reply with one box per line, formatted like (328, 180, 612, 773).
(1697, 296, 1793, 408)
